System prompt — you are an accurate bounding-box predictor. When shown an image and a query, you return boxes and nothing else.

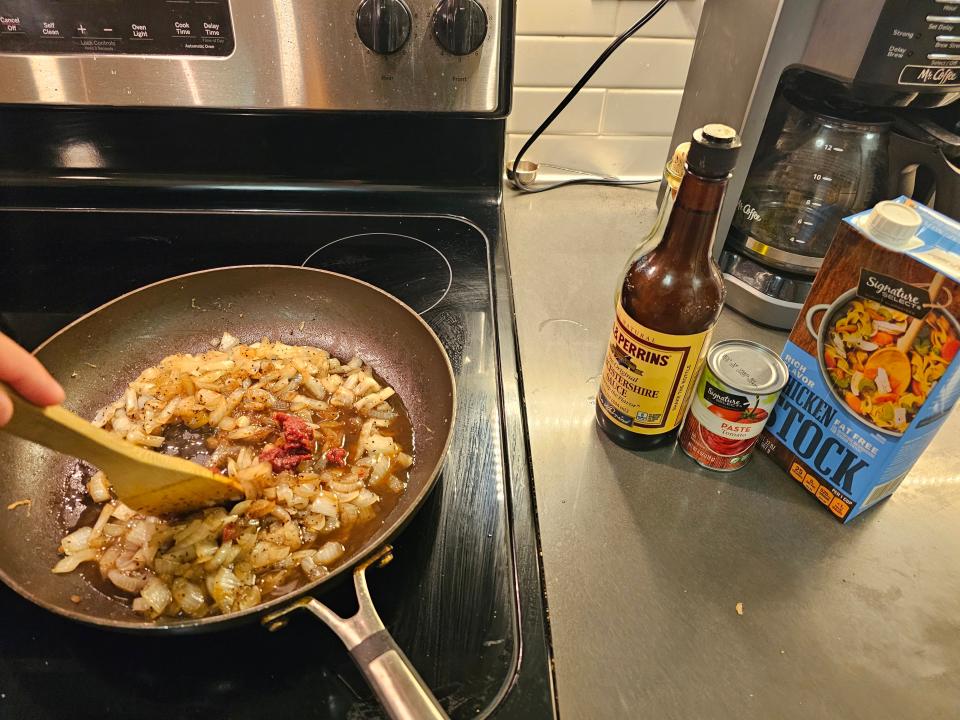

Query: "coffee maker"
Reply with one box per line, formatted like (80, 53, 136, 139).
(668, 0, 960, 329)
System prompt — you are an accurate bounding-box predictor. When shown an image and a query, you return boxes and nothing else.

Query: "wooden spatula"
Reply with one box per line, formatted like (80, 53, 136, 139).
(0, 381, 243, 516)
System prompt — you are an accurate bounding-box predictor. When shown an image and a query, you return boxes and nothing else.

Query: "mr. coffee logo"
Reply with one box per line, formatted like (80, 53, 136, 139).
(704, 381, 750, 411)
(737, 200, 762, 223)
(898, 65, 959, 87)
(857, 269, 930, 320)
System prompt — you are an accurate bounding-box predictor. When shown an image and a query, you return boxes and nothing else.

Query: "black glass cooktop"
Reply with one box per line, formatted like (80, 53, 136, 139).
(0, 209, 546, 719)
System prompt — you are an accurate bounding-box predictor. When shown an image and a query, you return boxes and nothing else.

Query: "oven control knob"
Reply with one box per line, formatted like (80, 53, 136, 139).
(356, 0, 412, 55)
(433, 0, 487, 56)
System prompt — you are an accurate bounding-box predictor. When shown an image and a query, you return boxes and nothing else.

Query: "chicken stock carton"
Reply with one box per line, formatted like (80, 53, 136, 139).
(759, 198, 960, 522)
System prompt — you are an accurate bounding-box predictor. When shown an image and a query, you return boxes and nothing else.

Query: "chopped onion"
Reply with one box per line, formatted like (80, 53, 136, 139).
(112, 503, 136, 521)
(86, 471, 112, 503)
(315, 541, 345, 566)
(52, 548, 99, 573)
(363, 434, 396, 456)
(236, 585, 261, 610)
(194, 538, 218, 562)
(98, 544, 122, 577)
(209, 566, 241, 612)
(355, 489, 379, 508)
(220, 331, 240, 351)
(340, 503, 360, 527)
(369, 454, 391, 485)
(108, 569, 148, 594)
(276, 484, 294, 506)
(309, 495, 338, 518)
(303, 514, 327, 533)
(329, 477, 363, 494)
(172, 578, 206, 615)
(140, 576, 172, 614)
(250, 541, 290, 569)
(300, 554, 327, 580)
(125, 519, 156, 548)
(90, 504, 116, 540)
(61, 527, 93, 555)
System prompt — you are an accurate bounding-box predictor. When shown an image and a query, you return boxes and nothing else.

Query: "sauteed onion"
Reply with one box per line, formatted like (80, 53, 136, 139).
(53, 334, 413, 619)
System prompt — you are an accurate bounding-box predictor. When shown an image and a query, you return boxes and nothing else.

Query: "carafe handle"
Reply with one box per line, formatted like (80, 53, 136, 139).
(887, 133, 960, 217)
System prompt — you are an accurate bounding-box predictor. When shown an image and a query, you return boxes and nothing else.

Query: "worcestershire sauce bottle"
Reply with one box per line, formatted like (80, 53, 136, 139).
(596, 123, 742, 450)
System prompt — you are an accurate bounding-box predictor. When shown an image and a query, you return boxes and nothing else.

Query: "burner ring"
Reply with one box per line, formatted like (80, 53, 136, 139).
(302, 232, 453, 314)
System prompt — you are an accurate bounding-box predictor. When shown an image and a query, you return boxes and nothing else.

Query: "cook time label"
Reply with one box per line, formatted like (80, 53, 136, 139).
(598, 302, 710, 434)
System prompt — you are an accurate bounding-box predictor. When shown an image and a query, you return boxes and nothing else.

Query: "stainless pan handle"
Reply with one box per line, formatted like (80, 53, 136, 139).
(263, 546, 447, 720)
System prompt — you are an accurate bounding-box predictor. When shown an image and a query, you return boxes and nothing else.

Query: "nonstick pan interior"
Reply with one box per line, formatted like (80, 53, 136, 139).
(0, 266, 455, 632)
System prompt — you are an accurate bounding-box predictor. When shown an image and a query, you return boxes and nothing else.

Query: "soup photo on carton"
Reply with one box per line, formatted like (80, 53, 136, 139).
(759, 198, 960, 523)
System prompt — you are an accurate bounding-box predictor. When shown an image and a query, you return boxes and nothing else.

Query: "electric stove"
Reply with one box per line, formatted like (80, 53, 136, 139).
(0, 0, 555, 717)
(0, 201, 552, 720)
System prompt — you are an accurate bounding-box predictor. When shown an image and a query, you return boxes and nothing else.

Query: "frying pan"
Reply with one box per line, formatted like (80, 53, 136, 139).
(0, 266, 456, 720)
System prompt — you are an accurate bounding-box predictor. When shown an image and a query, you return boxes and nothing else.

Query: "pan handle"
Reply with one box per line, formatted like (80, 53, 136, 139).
(263, 546, 447, 720)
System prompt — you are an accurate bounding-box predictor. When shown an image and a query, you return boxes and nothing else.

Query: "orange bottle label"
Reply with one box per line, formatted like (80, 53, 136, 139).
(598, 301, 712, 435)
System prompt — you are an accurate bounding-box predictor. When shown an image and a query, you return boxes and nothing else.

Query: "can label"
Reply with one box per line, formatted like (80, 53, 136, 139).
(598, 301, 712, 435)
(679, 365, 778, 470)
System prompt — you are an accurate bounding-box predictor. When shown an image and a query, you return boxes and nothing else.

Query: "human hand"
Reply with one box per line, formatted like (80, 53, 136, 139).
(0, 332, 65, 426)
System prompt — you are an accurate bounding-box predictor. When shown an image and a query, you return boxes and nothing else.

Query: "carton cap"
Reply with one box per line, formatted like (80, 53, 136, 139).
(864, 201, 922, 249)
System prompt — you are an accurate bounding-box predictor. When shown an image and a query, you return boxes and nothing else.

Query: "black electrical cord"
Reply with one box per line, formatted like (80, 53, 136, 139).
(509, 0, 672, 193)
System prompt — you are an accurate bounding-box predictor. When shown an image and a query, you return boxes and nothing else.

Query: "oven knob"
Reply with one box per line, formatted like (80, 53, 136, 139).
(433, 0, 488, 56)
(356, 0, 412, 55)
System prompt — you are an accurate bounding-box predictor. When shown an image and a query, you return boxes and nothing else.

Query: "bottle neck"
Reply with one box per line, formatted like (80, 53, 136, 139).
(655, 171, 729, 268)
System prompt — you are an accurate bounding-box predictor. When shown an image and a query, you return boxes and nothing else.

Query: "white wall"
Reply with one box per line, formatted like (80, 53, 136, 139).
(509, 0, 704, 181)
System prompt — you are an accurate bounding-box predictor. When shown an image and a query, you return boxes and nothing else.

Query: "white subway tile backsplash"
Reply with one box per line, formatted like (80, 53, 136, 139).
(514, 37, 693, 89)
(601, 89, 683, 135)
(508, 88, 604, 134)
(516, 0, 620, 37)
(614, 1, 704, 38)
(508, 0, 702, 181)
(507, 133, 671, 180)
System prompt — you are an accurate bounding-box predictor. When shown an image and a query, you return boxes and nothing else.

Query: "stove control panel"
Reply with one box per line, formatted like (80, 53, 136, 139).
(0, 0, 508, 114)
(0, 0, 234, 56)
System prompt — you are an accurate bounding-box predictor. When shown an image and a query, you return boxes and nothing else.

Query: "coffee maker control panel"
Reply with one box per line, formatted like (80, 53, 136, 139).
(857, 0, 960, 90)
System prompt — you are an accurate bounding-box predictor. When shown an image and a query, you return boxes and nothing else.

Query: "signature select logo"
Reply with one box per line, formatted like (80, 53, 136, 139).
(737, 201, 762, 223)
(864, 275, 923, 308)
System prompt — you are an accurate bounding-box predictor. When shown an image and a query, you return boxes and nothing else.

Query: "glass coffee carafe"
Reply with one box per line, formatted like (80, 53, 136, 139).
(729, 87, 892, 275)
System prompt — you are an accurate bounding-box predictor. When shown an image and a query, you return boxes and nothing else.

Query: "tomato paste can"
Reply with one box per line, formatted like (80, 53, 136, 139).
(678, 339, 789, 472)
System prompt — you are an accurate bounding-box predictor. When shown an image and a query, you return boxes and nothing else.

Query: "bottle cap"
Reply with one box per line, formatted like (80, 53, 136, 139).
(863, 201, 922, 249)
(687, 123, 742, 179)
